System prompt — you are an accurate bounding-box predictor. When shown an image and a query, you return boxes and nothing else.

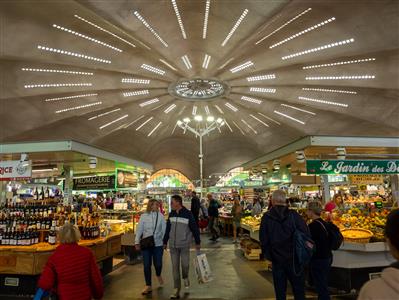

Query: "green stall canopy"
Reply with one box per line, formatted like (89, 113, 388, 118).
(306, 160, 399, 175)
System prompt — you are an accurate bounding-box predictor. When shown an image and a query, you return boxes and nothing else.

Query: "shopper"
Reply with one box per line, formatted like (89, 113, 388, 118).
(190, 191, 201, 225)
(259, 189, 309, 300)
(135, 199, 166, 295)
(231, 198, 243, 243)
(37, 223, 103, 300)
(307, 201, 333, 300)
(358, 209, 399, 299)
(207, 193, 221, 241)
(163, 195, 201, 299)
(251, 198, 262, 216)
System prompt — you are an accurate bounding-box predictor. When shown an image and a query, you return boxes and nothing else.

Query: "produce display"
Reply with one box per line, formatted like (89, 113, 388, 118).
(341, 228, 373, 243)
(241, 215, 261, 231)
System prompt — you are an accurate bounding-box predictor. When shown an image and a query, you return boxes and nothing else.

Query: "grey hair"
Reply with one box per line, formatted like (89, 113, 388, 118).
(59, 223, 81, 244)
(272, 190, 287, 205)
(307, 201, 323, 216)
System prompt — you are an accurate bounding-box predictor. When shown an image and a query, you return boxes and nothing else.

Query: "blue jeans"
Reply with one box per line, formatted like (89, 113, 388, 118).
(310, 257, 332, 300)
(272, 262, 305, 300)
(142, 246, 163, 286)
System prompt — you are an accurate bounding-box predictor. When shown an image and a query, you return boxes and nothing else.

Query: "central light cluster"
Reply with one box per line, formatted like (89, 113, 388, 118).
(169, 78, 228, 100)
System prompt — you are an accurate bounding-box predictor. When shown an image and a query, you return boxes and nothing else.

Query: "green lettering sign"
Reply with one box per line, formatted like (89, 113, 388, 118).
(306, 160, 399, 175)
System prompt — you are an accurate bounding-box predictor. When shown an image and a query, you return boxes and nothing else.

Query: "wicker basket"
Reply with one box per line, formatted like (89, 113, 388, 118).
(341, 228, 373, 243)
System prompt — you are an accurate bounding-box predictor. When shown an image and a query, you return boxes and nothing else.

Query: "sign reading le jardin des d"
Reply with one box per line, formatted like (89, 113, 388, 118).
(306, 160, 399, 175)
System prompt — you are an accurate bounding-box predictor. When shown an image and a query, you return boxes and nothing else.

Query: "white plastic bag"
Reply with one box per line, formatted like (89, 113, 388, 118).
(194, 253, 214, 284)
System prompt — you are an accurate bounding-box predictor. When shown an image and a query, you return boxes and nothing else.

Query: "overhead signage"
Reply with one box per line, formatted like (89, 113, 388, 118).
(306, 160, 399, 175)
(73, 175, 115, 190)
(0, 160, 32, 181)
(349, 174, 384, 185)
(116, 169, 138, 188)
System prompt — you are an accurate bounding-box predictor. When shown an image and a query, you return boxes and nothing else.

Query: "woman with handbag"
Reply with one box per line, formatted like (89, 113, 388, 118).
(135, 199, 166, 295)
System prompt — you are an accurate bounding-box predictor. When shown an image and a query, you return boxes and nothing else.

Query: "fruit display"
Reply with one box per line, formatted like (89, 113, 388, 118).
(241, 216, 261, 230)
(341, 228, 373, 243)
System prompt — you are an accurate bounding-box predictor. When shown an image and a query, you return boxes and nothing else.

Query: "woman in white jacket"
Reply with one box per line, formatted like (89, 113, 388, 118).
(135, 199, 166, 295)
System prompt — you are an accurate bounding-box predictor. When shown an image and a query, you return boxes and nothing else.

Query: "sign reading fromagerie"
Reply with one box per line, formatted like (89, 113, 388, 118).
(306, 160, 399, 175)
(0, 160, 32, 181)
(73, 175, 115, 190)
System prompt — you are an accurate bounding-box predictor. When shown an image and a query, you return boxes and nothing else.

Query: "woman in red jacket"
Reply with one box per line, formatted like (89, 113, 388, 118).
(38, 223, 104, 300)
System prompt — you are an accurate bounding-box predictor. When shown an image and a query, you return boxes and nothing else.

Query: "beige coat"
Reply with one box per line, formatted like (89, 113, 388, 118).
(358, 266, 399, 300)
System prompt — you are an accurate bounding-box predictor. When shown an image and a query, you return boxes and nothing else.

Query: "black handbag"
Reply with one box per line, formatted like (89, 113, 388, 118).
(140, 212, 159, 250)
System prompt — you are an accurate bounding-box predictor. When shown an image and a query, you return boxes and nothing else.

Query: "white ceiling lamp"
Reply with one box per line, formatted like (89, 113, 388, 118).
(88, 157, 97, 169)
(232, 121, 245, 135)
(273, 159, 281, 170)
(202, 54, 211, 69)
(139, 98, 160, 107)
(203, 0, 210, 39)
(258, 112, 281, 125)
(296, 150, 306, 163)
(224, 119, 233, 132)
(303, 58, 376, 69)
(221, 8, 249, 46)
(298, 96, 348, 108)
(25, 83, 92, 89)
(148, 121, 163, 137)
(207, 116, 215, 122)
(124, 115, 145, 128)
(336, 147, 346, 160)
(274, 110, 305, 125)
(302, 87, 357, 95)
(250, 87, 276, 93)
(217, 57, 235, 70)
(204, 105, 210, 115)
(250, 114, 269, 127)
(225, 102, 238, 112)
(181, 55, 192, 69)
(305, 75, 375, 80)
(22, 68, 93, 75)
(241, 96, 262, 104)
(123, 90, 149, 97)
(88, 108, 121, 120)
(246, 74, 276, 81)
(171, 0, 187, 39)
(55, 101, 102, 114)
(136, 116, 154, 131)
(183, 117, 191, 123)
(241, 119, 257, 134)
(159, 59, 178, 71)
(99, 114, 128, 129)
(141, 64, 166, 75)
(194, 115, 203, 122)
(214, 105, 224, 114)
(45, 93, 97, 102)
(164, 104, 177, 114)
(121, 78, 151, 84)
(230, 61, 254, 73)
(37, 45, 111, 64)
(281, 104, 316, 115)
(133, 11, 168, 47)
(192, 105, 197, 115)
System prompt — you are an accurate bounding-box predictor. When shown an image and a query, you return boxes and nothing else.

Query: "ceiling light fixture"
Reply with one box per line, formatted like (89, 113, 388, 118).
(141, 64, 166, 75)
(205, 105, 210, 115)
(214, 105, 224, 114)
(282, 38, 354, 60)
(221, 8, 249, 46)
(194, 115, 203, 122)
(52, 24, 122, 52)
(250, 87, 276, 93)
(45, 93, 97, 102)
(298, 96, 348, 107)
(24, 83, 92, 89)
(22, 68, 93, 75)
(133, 11, 168, 47)
(74, 14, 136, 48)
(296, 150, 306, 163)
(303, 58, 376, 69)
(171, 0, 187, 39)
(281, 104, 316, 115)
(159, 59, 178, 71)
(37, 45, 111, 64)
(123, 90, 149, 97)
(203, 0, 210, 39)
(258, 112, 281, 125)
(302, 87, 357, 94)
(270, 17, 336, 48)
(202, 54, 211, 69)
(305, 75, 375, 80)
(217, 57, 235, 70)
(121, 78, 150, 84)
(224, 119, 233, 132)
(99, 114, 128, 129)
(207, 116, 215, 122)
(230, 61, 254, 73)
(192, 105, 197, 115)
(232, 121, 245, 135)
(164, 104, 177, 113)
(139, 98, 160, 107)
(124, 115, 145, 128)
(241, 119, 257, 134)
(274, 110, 305, 124)
(136, 116, 154, 131)
(225, 102, 238, 112)
(88, 108, 121, 120)
(241, 96, 263, 104)
(55, 101, 102, 114)
(246, 74, 276, 81)
(250, 114, 269, 127)
(336, 147, 346, 160)
(148, 121, 163, 136)
(181, 55, 192, 69)
(255, 8, 312, 45)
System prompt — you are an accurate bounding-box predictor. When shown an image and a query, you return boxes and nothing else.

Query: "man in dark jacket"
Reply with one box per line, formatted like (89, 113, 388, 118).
(259, 190, 309, 300)
(190, 191, 201, 225)
(207, 193, 221, 241)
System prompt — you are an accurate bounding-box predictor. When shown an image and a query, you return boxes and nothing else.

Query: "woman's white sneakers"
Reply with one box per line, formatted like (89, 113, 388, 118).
(184, 278, 190, 288)
(170, 288, 180, 299)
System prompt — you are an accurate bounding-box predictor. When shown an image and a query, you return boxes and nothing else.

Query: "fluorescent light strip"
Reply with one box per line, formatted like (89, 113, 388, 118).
(246, 74, 276, 81)
(123, 90, 149, 97)
(281, 104, 316, 115)
(74, 14, 136, 48)
(136, 117, 154, 131)
(25, 83, 92, 89)
(164, 104, 177, 113)
(282, 38, 354, 60)
(121, 78, 150, 84)
(52, 24, 122, 52)
(88, 108, 121, 120)
(181, 55, 192, 69)
(37, 45, 111, 64)
(241, 119, 257, 134)
(214, 105, 224, 114)
(133, 11, 168, 47)
(22, 68, 93, 75)
(230, 61, 254, 73)
(303, 58, 376, 69)
(274, 110, 305, 125)
(302, 87, 357, 94)
(125, 115, 145, 128)
(250, 114, 269, 127)
(202, 54, 211, 69)
(232, 121, 245, 135)
(250, 87, 276, 93)
(225, 102, 238, 112)
(241, 96, 262, 104)
(258, 112, 281, 125)
(221, 9, 249, 46)
(255, 8, 312, 45)
(306, 75, 375, 80)
(148, 121, 162, 136)
(192, 105, 197, 115)
(270, 17, 335, 49)
(141, 64, 166, 75)
(224, 119, 233, 132)
(55, 101, 102, 114)
(45, 93, 97, 102)
(139, 98, 159, 107)
(159, 59, 178, 71)
(218, 57, 235, 70)
(203, 0, 210, 39)
(205, 105, 210, 115)
(99, 114, 128, 129)
(298, 96, 348, 107)
(171, 0, 187, 39)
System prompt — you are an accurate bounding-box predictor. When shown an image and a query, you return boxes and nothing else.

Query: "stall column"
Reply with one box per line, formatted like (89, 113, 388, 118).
(391, 174, 399, 205)
(321, 175, 330, 204)
(63, 166, 73, 205)
(0, 181, 6, 205)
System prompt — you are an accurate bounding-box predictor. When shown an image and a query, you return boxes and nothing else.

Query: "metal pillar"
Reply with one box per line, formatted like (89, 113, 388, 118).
(321, 175, 330, 204)
(199, 133, 204, 200)
(63, 166, 73, 205)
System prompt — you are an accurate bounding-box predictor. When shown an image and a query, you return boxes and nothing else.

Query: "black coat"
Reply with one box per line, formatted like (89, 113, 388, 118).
(190, 196, 201, 217)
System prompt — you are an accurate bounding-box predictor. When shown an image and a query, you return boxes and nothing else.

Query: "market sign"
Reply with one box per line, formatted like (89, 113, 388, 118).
(73, 175, 115, 190)
(116, 169, 138, 188)
(349, 174, 384, 185)
(307, 160, 399, 175)
(0, 160, 32, 181)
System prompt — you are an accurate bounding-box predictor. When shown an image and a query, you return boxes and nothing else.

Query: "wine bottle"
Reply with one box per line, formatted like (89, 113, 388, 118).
(44, 187, 49, 199)
(39, 187, 44, 200)
(48, 226, 56, 245)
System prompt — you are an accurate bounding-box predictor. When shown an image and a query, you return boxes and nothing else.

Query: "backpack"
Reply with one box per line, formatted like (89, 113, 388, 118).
(316, 220, 343, 250)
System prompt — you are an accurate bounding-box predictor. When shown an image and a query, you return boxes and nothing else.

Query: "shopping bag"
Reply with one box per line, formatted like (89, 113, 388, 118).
(194, 253, 214, 284)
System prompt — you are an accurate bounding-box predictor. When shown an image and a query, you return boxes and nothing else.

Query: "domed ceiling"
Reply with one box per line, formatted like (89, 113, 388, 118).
(0, 0, 398, 180)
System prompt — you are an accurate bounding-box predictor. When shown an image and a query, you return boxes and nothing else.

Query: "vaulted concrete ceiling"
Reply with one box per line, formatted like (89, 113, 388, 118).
(0, 0, 398, 180)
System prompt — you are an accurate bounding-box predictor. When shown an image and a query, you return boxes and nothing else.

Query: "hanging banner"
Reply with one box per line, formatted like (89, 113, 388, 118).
(73, 175, 115, 190)
(0, 160, 32, 181)
(349, 174, 384, 185)
(307, 160, 399, 175)
(116, 169, 138, 188)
